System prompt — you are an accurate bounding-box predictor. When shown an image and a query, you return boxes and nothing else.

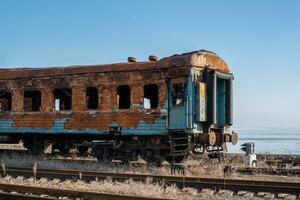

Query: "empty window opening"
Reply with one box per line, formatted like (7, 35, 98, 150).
(86, 87, 98, 110)
(54, 89, 72, 111)
(0, 91, 12, 112)
(144, 84, 159, 109)
(117, 85, 130, 109)
(24, 91, 41, 112)
(171, 83, 186, 107)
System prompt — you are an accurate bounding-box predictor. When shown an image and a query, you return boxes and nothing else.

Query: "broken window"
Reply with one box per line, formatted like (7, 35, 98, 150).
(86, 87, 98, 110)
(171, 83, 186, 107)
(117, 85, 130, 109)
(0, 91, 12, 112)
(54, 89, 72, 111)
(24, 91, 41, 112)
(143, 84, 159, 109)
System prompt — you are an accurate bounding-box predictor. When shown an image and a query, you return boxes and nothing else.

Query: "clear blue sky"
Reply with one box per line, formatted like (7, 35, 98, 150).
(1, 0, 299, 128)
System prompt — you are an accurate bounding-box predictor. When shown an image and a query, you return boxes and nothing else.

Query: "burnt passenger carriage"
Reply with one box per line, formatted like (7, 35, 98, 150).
(0, 50, 237, 165)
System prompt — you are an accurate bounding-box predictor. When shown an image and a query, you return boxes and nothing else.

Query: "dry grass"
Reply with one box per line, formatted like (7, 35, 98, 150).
(0, 175, 284, 200)
(0, 175, 199, 199)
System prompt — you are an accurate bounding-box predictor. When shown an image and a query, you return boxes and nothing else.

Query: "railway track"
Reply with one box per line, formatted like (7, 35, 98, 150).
(2, 152, 300, 177)
(236, 166, 300, 176)
(1, 166, 300, 196)
(0, 183, 170, 200)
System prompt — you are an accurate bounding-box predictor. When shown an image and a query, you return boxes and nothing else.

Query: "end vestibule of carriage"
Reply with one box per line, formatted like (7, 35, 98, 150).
(193, 69, 237, 150)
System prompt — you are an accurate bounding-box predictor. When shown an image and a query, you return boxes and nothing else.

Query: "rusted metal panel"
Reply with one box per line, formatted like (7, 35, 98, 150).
(199, 82, 207, 122)
(0, 71, 169, 132)
(41, 87, 54, 112)
(64, 113, 161, 130)
(72, 86, 86, 112)
(12, 114, 54, 129)
(11, 90, 23, 112)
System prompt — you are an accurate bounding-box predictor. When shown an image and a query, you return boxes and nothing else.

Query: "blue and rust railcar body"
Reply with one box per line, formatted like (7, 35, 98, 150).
(0, 50, 237, 164)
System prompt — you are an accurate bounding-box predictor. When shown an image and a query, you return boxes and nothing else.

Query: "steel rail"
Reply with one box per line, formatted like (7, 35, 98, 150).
(236, 167, 300, 176)
(0, 190, 56, 200)
(0, 183, 171, 200)
(2, 166, 300, 195)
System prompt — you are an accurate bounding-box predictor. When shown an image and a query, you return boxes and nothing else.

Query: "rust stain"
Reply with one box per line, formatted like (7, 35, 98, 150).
(64, 113, 160, 130)
(12, 114, 54, 129)
(199, 82, 207, 122)
(202, 53, 229, 72)
(0, 113, 11, 120)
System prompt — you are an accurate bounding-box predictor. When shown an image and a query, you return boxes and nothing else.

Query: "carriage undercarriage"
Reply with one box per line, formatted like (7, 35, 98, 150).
(14, 129, 237, 166)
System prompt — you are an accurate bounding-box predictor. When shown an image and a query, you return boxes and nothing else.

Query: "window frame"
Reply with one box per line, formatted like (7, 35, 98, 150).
(0, 90, 12, 112)
(143, 83, 159, 109)
(86, 86, 99, 110)
(23, 90, 42, 112)
(170, 82, 186, 107)
(53, 88, 73, 111)
(117, 85, 131, 109)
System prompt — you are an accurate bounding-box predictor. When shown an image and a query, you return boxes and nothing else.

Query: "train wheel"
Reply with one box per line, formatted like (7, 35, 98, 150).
(52, 142, 71, 156)
(95, 148, 113, 163)
(23, 140, 44, 155)
(78, 146, 89, 156)
(27, 145, 44, 155)
(57, 146, 71, 155)
(142, 149, 165, 167)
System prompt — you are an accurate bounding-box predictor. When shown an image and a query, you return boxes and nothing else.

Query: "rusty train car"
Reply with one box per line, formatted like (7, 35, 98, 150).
(0, 50, 237, 165)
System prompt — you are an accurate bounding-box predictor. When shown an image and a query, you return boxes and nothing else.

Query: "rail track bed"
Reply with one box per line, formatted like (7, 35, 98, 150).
(2, 152, 300, 177)
(1, 153, 300, 199)
(1, 166, 300, 196)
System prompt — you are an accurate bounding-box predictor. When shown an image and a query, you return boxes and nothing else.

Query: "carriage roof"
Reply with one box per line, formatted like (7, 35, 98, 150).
(0, 50, 229, 80)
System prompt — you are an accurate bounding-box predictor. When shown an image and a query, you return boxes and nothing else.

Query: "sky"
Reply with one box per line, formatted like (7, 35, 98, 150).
(0, 0, 299, 128)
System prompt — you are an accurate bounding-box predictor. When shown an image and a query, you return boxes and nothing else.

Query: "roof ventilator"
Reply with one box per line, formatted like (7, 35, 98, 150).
(149, 55, 158, 62)
(127, 57, 136, 63)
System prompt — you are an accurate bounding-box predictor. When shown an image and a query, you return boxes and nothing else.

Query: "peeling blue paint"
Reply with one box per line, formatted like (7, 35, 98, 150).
(0, 116, 167, 135)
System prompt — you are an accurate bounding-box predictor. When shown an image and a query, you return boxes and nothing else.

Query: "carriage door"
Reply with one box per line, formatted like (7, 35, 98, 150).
(210, 71, 233, 126)
(168, 78, 187, 129)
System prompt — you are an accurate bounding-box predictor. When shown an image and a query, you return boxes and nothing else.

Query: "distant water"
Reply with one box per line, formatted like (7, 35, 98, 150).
(227, 128, 300, 154)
